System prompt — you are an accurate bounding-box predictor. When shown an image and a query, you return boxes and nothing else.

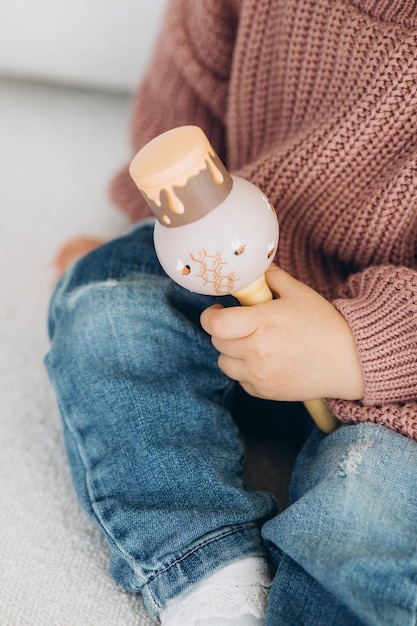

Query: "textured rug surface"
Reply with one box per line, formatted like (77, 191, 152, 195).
(0, 77, 157, 625)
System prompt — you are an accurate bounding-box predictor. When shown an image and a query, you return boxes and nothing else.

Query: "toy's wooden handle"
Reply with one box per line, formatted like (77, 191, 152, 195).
(232, 274, 339, 434)
(232, 274, 273, 305)
(303, 399, 338, 434)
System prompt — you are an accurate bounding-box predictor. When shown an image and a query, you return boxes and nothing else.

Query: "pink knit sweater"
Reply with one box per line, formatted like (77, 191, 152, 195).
(111, 0, 417, 441)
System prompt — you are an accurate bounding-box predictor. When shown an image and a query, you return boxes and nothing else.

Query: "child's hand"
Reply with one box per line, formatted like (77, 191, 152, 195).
(53, 236, 104, 280)
(200, 265, 365, 402)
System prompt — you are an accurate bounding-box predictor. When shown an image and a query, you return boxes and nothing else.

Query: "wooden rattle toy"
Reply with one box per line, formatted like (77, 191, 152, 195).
(129, 125, 337, 434)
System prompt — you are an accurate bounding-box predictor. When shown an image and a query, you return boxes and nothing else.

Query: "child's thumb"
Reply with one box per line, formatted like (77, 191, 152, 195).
(265, 264, 301, 298)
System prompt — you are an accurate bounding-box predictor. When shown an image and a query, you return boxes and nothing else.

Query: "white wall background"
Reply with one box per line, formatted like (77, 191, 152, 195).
(0, 0, 168, 92)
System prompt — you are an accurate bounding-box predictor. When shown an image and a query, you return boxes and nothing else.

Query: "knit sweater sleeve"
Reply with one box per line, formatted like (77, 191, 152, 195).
(110, 0, 238, 220)
(326, 265, 417, 440)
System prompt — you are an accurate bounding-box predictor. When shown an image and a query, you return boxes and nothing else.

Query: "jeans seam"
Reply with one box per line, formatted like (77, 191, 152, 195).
(146, 522, 257, 584)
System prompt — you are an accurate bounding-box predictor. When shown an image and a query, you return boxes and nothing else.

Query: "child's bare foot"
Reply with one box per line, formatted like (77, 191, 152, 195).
(54, 236, 104, 279)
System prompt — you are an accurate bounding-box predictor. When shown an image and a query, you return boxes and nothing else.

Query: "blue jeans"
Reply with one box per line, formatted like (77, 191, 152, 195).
(45, 222, 417, 625)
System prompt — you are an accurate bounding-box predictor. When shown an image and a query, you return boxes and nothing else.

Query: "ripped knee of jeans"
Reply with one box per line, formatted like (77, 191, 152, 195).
(338, 438, 372, 477)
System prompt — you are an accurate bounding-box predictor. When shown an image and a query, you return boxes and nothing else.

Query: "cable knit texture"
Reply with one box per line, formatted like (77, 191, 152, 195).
(110, 0, 417, 441)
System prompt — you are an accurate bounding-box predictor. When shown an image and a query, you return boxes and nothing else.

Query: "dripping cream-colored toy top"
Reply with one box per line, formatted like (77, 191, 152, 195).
(129, 126, 232, 227)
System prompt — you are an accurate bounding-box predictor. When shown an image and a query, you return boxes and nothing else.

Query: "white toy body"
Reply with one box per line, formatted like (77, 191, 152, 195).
(154, 176, 279, 296)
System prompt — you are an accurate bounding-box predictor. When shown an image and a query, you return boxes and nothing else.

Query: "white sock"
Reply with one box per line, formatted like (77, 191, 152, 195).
(159, 556, 271, 626)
